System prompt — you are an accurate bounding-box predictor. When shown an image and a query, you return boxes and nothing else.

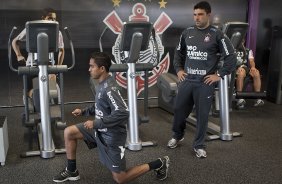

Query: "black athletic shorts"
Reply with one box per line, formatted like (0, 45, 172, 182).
(76, 123, 126, 173)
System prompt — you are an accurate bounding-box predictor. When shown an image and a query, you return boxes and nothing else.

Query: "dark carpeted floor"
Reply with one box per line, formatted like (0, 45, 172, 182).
(0, 98, 282, 184)
(1, 62, 282, 183)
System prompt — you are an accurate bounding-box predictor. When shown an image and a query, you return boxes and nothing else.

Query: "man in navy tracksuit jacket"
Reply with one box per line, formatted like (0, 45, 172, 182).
(54, 52, 170, 183)
(167, 1, 237, 158)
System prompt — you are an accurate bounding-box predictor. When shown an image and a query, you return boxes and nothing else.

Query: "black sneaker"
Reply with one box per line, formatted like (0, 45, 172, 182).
(53, 168, 80, 183)
(154, 156, 170, 180)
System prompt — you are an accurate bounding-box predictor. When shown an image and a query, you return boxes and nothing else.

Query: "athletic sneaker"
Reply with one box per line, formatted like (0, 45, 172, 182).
(236, 99, 246, 109)
(194, 148, 207, 158)
(154, 156, 170, 180)
(254, 99, 264, 107)
(167, 137, 184, 149)
(53, 168, 80, 183)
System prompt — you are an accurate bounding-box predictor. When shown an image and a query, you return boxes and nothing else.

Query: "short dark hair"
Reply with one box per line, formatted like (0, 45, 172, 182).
(194, 1, 211, 14)
(42, 8, 56, 18)
(90, 52, 112, 72)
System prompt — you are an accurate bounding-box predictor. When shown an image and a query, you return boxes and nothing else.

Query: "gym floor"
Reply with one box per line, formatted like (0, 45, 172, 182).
(0, 69, 282, 183)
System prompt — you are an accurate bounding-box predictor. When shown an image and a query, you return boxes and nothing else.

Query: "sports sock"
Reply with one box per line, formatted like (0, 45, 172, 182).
(148, 158, 162, 170)
(67, 159, 77, 172)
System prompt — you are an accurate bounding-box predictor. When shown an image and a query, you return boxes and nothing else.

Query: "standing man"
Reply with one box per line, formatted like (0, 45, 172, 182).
(12, 8, 64, 99)
(167, 1, 237, 158)
(53, 52, 169, 183)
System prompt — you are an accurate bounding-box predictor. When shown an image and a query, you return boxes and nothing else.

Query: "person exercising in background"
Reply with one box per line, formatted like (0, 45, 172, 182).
(167, 1, 237, 158)
(53, 52, 170, 183)
(236, 39, 264, 109)
(212, 14, 223, 30)
(12, 7, 64, 100)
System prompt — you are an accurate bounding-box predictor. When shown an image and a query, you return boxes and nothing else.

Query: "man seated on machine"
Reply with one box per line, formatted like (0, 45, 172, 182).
(53, 52, 170, 183)
(12, 8, 64, 106)
(236, 39, 264, 109)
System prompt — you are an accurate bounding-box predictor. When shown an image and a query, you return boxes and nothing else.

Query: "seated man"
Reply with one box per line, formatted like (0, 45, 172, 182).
(236, 40, 264, 108)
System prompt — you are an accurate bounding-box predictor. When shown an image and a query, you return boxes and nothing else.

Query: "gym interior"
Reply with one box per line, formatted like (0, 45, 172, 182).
(0, 0, 282, 183)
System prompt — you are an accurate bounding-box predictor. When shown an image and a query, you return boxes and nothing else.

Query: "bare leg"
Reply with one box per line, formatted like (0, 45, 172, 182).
(236, 68, 246, 92)
(64, 125, 84, 160)
(250, 69, 261, 92)
(111, 164, 150, 184)
(28, 89, 33, 98)
(53, 125, 83, 182)
(111, 156, 169, 184)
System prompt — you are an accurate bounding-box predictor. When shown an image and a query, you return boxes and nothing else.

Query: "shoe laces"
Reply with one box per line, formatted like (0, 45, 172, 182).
(169, 138, 177, 144)
(195, 148, 206, 157)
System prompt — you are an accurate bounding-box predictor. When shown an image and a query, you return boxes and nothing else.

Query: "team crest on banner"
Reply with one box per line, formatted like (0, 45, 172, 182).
(103, 2, 172, 96)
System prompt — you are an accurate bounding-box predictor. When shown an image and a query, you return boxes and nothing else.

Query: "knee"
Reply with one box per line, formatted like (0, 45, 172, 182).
(253, 70, 260, 79)
(64, 126, 75, 139)
(112, 174, 125, 184)
(236, 69, 245, 79)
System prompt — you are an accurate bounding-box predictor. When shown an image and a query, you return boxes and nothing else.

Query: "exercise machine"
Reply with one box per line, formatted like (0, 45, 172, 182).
(8, 20, 75, 158)
(117, 21, 157, 151)
(98, 25, 159, 123)
(224, 23, 266, 105)
(96, 22, 159, 150)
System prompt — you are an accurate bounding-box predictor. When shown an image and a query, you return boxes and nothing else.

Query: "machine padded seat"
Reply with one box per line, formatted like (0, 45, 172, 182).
(157, 73, 178, 114)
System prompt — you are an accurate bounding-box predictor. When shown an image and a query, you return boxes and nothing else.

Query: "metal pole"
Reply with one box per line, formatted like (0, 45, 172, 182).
(37, 32, 55, 158)
(127, 32, 143, 151)
(127, 63, 142, 150)
(219, 75, 233, 140)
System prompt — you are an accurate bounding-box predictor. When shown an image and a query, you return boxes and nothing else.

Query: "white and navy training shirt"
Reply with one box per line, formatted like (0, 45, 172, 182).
(236, 45, 254, 67)
(174, 25, 237, 80)
(82, 76, 129, 134)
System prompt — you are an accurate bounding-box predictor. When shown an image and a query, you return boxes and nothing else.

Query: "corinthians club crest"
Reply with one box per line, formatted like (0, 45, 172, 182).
(103, 3, 172, 95)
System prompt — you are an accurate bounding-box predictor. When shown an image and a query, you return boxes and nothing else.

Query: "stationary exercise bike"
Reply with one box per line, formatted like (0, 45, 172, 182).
(8, 20, 75, 158)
